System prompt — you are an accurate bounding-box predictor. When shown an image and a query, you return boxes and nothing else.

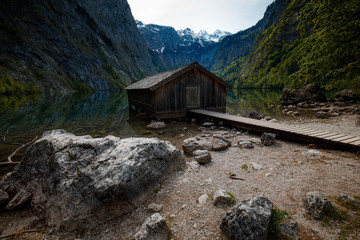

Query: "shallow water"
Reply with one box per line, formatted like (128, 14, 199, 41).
(0, 89, 289, 167)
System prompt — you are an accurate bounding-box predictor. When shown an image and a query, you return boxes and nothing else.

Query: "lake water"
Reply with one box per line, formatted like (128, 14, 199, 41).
(0, 89, 287, 168)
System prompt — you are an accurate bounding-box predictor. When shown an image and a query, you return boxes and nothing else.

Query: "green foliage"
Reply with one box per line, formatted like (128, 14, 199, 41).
(268, 207, 289, 240)
(322, 196, 360, 240)
(218, 0, 360, 93)
(102, 64, 127, 90)
(226, 191, 237, 202)
(0, 75, 43, 95)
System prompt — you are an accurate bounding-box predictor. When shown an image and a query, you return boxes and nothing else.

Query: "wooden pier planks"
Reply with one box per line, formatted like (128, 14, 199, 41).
(189, 109, 360, 151)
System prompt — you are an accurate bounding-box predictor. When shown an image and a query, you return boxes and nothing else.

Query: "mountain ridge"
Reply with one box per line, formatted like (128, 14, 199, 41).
(0, 0, 162, 95)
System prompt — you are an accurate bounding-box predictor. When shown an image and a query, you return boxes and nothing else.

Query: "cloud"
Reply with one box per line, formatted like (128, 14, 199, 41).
(128, 0, 273, 33)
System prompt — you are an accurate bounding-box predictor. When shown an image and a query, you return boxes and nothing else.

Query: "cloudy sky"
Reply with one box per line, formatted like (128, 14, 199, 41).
(127, 0, 274, 34)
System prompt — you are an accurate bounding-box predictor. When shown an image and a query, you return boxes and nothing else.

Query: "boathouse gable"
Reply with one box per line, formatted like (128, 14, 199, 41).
(125, 62, 231, 119)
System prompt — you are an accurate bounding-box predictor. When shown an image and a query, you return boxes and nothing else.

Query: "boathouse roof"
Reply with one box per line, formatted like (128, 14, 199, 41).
(124, 62, 231, 91)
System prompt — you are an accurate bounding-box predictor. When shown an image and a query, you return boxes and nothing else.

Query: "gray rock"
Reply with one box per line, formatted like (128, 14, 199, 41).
(193, 150, 212, 164)
(133, 213, 170, 240)
(304, 191, 334, 220)
(335, 89, 359, 101)
(5, 189, 32, 210)
(198, 194, 209, 206)
(213, 190, 234, 206)
(238, 140, 254, 149)
(280, 220, 299, 240)
(315, 111, 331, 119)
(301, 150, 323, 159)
(221, 196, 273, 240)
(0, 130, 182, 230)
(212, 137, 231, 151)
(261, 133, 276, 146)
(203, 122, 215, 127)
(249, 162, 263, 171)
(147, 121, 167, 129)
(148, 203, 163, 212)
(182, 137, 212, 155)
(0, 189, 9, 207)
(183, 136, 230, 154)
(249, 111, 261, 119)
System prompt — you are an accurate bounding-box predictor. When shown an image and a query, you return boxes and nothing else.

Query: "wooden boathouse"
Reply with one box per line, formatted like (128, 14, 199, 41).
(125, 62, 232, 119)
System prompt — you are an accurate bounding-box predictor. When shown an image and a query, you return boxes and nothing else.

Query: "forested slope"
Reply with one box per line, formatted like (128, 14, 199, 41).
(217, 0, 360, 92)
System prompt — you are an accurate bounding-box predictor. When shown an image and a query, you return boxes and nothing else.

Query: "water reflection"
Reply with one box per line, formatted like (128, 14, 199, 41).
(0, 91, 143, 164)
(0, 89, 289, 166)
(226, 88, 285, 119)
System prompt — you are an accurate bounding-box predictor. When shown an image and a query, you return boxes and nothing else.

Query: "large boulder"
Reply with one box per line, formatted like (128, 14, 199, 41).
(220, 196, 273, 240)
(0, 130, 182, 231)
(279, 84, 327, 105)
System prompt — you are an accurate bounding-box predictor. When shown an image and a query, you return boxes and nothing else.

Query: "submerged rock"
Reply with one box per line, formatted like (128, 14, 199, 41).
(221, 196, 273, 240)
(0, 130, 182, 230)
(315, 111, 331, 119)
(147, 121, 167, 129)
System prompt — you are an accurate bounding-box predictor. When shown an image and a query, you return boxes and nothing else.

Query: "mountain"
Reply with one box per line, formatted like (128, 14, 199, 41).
(136, 20, 230, 69)
(217, 0, 360, 92)
(136, 1, 285, 72)
(0, 0, 162, 95)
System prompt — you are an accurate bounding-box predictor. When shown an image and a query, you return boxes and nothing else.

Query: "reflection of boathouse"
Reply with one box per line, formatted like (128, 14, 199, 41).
(125, 62, 232, 119)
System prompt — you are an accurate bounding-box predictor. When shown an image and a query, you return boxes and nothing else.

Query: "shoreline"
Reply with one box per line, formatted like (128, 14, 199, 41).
(0, 112, 359, 239)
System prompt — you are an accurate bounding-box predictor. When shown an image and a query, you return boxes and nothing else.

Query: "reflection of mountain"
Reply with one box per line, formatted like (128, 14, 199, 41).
(226, 89, 283, 119)
(0, 91, 142, 163)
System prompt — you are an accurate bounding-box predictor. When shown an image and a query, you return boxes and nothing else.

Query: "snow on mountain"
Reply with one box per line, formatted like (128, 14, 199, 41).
(136, 20, 232, 68)
(177, 28, 231, 44)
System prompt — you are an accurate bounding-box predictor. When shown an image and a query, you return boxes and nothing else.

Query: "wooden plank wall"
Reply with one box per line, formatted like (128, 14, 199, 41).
(155, 69, 227, 117)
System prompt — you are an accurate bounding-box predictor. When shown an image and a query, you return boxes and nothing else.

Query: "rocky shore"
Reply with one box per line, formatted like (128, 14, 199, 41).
(0, 87, 359, 239)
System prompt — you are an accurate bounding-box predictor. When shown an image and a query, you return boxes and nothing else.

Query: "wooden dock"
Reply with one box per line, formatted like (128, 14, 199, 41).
(189, 109, 360, 152)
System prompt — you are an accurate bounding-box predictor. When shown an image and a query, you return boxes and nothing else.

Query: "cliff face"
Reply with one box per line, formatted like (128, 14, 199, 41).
(0, 0, 161, 94)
